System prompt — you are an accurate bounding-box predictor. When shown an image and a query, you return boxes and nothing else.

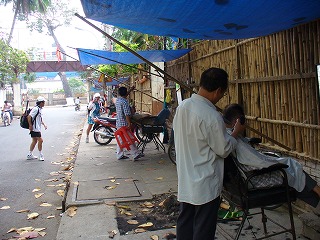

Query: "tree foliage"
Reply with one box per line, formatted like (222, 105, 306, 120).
(68, 77, 86, 94)
(0, 0, 51, 44)
(98, 40, 140, 77)
(0, 38, 29, 87)
(19, 0, 76, 97)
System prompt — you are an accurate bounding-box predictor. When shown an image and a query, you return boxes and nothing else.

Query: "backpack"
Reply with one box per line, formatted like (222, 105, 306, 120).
(20, 101, 39, 129)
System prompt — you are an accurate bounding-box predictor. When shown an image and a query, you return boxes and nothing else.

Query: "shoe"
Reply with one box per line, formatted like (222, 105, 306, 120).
(118, 155, 129, 160)
(85, 136, 89, 143)
(133, 153, 144, 161)
(27, 154, 38, 160)
(39, 154, 44, 161)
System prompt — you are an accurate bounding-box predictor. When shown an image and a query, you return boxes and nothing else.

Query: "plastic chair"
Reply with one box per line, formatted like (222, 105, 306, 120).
(114, 127, 139, 151)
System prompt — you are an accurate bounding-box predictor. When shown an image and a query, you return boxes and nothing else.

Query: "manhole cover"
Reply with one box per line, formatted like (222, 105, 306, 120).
(72, 177, 152, 204)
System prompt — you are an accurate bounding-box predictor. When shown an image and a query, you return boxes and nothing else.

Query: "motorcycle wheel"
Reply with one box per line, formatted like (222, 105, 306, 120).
(93, 126, 113, 145)
(135, 126, 153, 143)
(168, 144, 176, 165)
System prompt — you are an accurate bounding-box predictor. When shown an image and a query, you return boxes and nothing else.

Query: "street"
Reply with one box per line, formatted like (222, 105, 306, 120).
(0, 106, 86, 239)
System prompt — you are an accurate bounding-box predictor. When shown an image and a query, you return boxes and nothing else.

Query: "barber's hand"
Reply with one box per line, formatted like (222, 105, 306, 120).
(231, 118, 246, 138)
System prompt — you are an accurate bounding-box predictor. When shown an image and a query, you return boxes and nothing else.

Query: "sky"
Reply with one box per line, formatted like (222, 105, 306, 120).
(0, 0, 105, 59)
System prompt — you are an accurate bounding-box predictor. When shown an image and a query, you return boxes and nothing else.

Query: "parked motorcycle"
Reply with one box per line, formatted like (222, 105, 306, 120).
(92, 115, 146, 145)
(2, 110, 11, 127)
(92, 116, 117, 145)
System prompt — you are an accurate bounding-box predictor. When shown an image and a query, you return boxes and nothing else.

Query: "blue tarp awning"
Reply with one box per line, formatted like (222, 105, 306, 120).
(77, 48, 192, 65)
(80, 0, 320, 40)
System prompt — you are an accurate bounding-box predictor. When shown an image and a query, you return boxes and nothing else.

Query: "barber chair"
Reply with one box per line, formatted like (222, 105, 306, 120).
(221, 155, 297, 240)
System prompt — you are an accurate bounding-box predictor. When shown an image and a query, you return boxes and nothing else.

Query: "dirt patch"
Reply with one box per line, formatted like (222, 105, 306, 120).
(115, 193, 179, 235)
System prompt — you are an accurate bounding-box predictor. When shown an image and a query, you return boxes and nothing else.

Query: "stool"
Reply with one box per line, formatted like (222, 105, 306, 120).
(114, 126, 139, 151)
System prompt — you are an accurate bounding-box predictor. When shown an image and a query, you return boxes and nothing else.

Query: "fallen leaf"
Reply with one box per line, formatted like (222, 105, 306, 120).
(7, 228, 16, 233)
(138, 222, 153, 228)
(47, 184, 56, 187)
(50, 171, 60, 176)
(117, 205, 131, 210)
(38, 232, 46, 237)
(155, 177, 164, 180)
(127, 220, 139, 225)
(34, 179, 41, 181)
(134, 228, 146, 233)
(141, 208, 151, 213)
(1, 197, 8, 201)
(14, 231, 39, 239)
(56, 183, 66, 187)
(56, 206, 62, 210)
(163, 232, 176, 239)
(108, 230, 117, 239)
(0, 205, 10, 210)
(16, 227, 34, 233)
(34, 193, 44, 199)
(32, 188, 41, 192)
(27, 212, 39, 219)
(110, 179, 116, 183)
(106, 186, 117, 190)
(40, 203, 52, 207)
(66, 206, 77, 217)
(34, 228, 46, 232)
(47, 215, 55, 219)
(124, 211, 133, 216)
(105, 201, 116, 206)
(57, 190, 64, 197)
(142, 202, 154, 208)
(16, 209, 30, 213)
(150, 235, 159, 240)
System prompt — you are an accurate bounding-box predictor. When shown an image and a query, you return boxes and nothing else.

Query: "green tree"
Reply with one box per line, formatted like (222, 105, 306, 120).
(0, 0, 51, 45)
(99, 40, 140, 77)
(20, 0, 76, 98)
(68, 77, 86, 95)
(0, 38, 28, 89)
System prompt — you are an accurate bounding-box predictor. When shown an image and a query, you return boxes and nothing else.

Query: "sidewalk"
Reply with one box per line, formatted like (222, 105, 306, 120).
(56, 123, 311, 240)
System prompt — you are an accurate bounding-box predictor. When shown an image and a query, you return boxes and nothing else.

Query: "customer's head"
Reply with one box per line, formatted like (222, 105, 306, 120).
(223, 103, 245, 127)
(198, 67, 228, 104)
(118, 87, 128, 97)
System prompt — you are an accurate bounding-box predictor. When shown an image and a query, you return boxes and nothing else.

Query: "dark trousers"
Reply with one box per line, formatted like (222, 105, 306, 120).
(176, 196, 220, 240)
(296, 171, 320, 207)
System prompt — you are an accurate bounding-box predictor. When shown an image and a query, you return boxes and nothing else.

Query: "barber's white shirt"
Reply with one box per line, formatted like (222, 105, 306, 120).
(173, 94, 237, 205)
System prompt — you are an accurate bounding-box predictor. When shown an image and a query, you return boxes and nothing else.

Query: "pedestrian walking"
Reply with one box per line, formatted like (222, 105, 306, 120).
(27, 96, 47, 161)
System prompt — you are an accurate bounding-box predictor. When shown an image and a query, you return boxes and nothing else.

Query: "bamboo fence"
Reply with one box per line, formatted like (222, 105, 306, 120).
(165, 19, 320, 161)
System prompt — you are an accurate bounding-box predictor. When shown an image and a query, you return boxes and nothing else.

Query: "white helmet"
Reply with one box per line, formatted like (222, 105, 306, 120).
(37, 96, 46, 102)
(93, 93, 101, 98)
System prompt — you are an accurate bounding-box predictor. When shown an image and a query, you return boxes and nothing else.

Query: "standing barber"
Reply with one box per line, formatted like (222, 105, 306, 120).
(173, 67, 245, 240)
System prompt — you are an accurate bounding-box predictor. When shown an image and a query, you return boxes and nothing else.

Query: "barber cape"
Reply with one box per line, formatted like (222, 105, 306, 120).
(228, 129, 306, 192)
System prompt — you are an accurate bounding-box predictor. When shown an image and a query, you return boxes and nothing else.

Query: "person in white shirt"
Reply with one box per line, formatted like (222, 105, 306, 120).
(173, 68, 245, 240)
(223, 103, 320, 210)
(27, 96, 47, 161)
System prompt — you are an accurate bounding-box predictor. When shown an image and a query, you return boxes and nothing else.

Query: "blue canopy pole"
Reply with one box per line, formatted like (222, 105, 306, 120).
(75, 13, 195, 94)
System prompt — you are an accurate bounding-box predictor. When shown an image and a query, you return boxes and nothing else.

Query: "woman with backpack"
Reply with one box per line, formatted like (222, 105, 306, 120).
(85, 93, 102, 143)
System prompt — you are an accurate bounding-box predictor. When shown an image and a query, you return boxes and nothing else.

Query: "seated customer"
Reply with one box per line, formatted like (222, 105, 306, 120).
(223, 103, 320, 210)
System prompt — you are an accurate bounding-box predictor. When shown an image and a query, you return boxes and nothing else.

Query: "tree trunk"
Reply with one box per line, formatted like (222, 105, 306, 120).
(7, 7, 18, 45)
(47, 25, 72, 98)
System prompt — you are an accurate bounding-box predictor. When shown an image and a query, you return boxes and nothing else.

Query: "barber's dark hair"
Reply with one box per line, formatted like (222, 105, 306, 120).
(223, 103, 245, 124)
(199, 67, 228, 92)
(4, 100, 8, 103)
(118, 87, 128, 97)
